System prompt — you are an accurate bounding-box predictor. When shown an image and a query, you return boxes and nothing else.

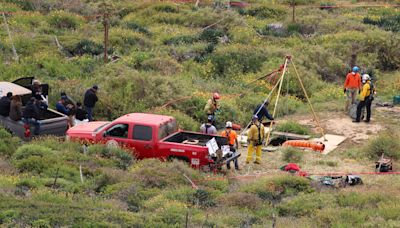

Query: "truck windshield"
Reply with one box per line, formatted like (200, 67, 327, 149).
(158, 120, 178, 140)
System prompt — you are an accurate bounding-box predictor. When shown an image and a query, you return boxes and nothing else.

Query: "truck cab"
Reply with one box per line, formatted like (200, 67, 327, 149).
(67, 113, 239, 170)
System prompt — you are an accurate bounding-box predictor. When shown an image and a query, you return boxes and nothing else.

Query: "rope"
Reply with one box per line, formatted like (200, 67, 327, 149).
(239, 72, 284, 137)
(2, 13, 18, 61)
(264, 58, 289, 144)
(291, 59, 326, 140)
(192, 170, 400, 184)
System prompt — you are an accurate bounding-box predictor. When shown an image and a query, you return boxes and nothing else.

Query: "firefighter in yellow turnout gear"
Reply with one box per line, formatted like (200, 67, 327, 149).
(246, 115, 265, 164)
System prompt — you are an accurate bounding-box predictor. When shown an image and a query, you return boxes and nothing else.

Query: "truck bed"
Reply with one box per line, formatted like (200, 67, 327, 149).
(0, 108, 68, 139)
(163, 131, 228, 147)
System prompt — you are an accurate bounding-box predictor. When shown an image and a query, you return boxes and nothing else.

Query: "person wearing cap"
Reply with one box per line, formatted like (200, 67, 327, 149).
(56, 95, 75, 126)
(246, 115, 265, 164)
(253, 100, 274, 122)
(56, 95, 72, 116)
(83, 85, 99, 121)
(344, 66, 362, 112)
(221, 121, 239, 170)
(0, 92, 13, 117)
(204, 92, 220, 123)
(31, 79, 43, 101)
(200, 115, 217, 135)
(354, 74, 375, 123)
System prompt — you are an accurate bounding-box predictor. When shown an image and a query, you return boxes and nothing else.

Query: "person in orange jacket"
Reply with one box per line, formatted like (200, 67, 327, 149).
(221, 121, 239, 170)
(344, 66, 362, 112)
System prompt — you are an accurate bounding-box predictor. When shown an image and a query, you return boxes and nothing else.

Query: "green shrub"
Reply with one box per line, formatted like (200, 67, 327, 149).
(141, 57, 182, 75)
(242, 175, 312, 202)
(239, 6, 286, 19)
(209, 46, 267, 78)
(31, 219, 51, 228)
(16, 178, 41, 189)
(68, 39, 104, 56)
(190, 189, 216, 208)
(0, 128, 20, 158)
(13, 144, 54, 160)
(14, 156, 50, 173)
(0, 209, 19, 224)
(163, 35, 198, 45)
(278, 193, 334, 217)
(364, 131, 400, 159)
(87, 144, 134, 170)
(377, 36, 400, 71)
(199, 28, 227, 44)
(48, 11, 83, 29)
(363, 14, 400, 32)
(155, 109, 199, 131)
(217, 192, 262, 210)
(153, 4, 179, 13)
(131, 159, 199, 189)
(337, 192, 393, 209)
(126, 22, 152, 36)
(275, 121, 311, 135)
(282, 147, 303, 163)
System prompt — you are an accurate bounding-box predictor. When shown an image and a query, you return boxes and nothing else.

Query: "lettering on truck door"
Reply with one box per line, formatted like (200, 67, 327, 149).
(131, 124, 155, 159)
(103, 123, 131, 149)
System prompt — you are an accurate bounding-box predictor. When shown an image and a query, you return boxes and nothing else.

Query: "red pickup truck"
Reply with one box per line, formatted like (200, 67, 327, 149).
(66, 113, 239, 170)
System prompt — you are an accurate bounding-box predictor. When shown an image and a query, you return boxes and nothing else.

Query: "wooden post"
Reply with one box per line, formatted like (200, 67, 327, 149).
(2, 13, 19, 61)
(103, 12, 109, 64)
(52, 168, 60, 189)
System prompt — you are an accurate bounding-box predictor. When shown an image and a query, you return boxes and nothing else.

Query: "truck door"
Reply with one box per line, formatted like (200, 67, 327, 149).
(103, 123, 131, 149)
(131, 124, 155, 159)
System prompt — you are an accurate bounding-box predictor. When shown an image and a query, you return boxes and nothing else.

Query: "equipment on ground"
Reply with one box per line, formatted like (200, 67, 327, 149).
(376, 154, 393, 172)
(282, 140, 325, 152)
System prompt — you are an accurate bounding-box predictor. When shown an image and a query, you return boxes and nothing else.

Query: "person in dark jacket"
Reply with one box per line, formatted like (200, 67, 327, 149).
(56, 96, 72, 115)
(253, 101, 274, 122)
(0, 92, 12, 117)
(83, 85, 98, 121)
(9, 95, 22, 121)
(75, 102, 88, 121)
(22, 97, 41, 135)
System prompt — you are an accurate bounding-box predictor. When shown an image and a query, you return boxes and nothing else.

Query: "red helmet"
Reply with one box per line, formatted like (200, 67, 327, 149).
(213, 93, 220, 100)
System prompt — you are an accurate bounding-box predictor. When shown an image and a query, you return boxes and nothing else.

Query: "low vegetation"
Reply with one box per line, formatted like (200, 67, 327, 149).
(0, 0, 400, 226)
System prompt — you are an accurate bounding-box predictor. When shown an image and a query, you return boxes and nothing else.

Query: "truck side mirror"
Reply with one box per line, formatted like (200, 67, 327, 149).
(103, 132, 107, 137)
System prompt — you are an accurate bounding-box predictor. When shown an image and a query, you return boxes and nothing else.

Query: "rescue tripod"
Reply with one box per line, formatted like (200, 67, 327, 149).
(239, 55, 327, 147)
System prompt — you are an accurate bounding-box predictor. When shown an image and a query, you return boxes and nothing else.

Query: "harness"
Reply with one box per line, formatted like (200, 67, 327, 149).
(365, 81, 374, 101)
(251, 123, 262, 146)
(205, 124, 210, 134)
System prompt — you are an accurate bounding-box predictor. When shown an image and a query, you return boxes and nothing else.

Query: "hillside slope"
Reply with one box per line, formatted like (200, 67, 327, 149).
(0, 0, 400, 227)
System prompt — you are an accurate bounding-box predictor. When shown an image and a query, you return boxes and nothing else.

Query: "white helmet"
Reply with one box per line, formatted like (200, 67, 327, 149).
(362, 74, 370, 82)
(226, 121, 233, 128)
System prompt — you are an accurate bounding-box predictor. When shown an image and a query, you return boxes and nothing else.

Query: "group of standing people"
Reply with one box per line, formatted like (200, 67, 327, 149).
(0, 80, 99, 136)
(344, 66, 375, 123)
